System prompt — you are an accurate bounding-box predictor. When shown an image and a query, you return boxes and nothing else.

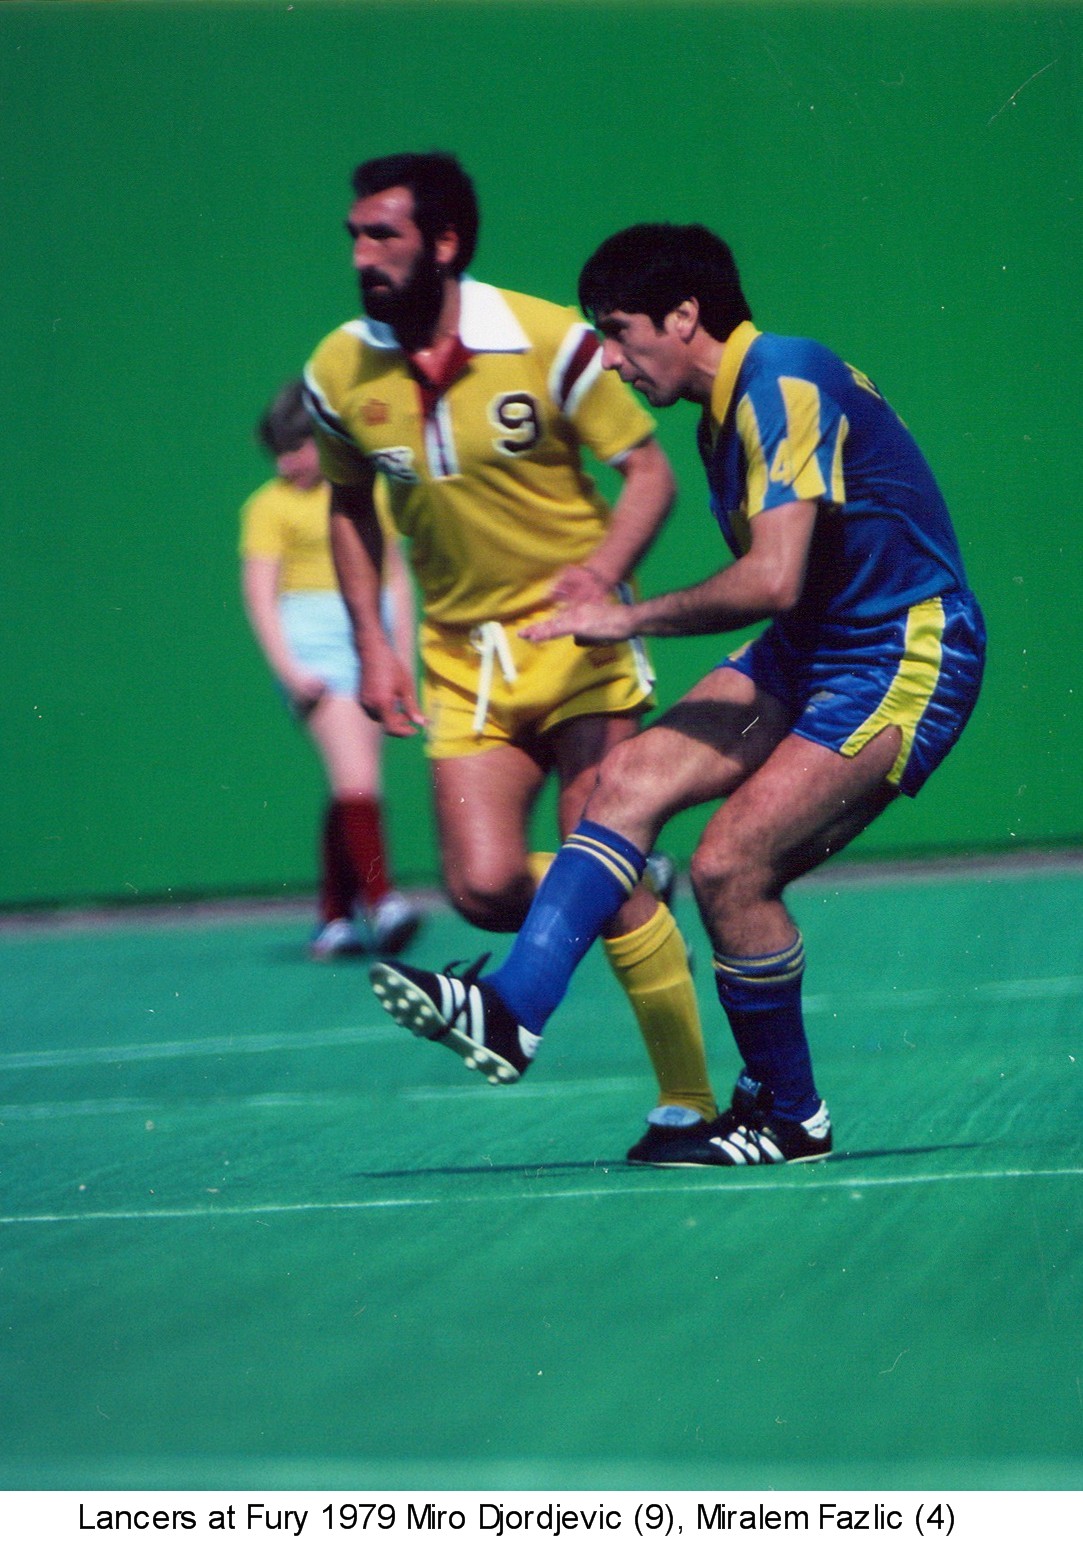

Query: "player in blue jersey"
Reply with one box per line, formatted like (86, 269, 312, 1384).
(369, 222, 986, 1167)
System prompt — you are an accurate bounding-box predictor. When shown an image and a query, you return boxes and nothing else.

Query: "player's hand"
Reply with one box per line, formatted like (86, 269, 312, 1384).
(520, 600, 635, 645)
(548, 563, 613, 607)
(358, 642, 426, 738)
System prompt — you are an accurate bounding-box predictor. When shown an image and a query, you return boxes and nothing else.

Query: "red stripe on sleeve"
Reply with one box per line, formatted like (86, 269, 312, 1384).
(558, 330, 601, 409)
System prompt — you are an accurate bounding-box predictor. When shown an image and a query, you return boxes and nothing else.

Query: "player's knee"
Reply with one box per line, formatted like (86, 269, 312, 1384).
(689, 833, 774, 919)
(446, 870, 532, 933)
(591, 738, 668, 831)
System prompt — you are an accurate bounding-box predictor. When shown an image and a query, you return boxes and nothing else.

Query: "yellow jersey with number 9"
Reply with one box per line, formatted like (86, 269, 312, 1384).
(303, 279, 656, 627)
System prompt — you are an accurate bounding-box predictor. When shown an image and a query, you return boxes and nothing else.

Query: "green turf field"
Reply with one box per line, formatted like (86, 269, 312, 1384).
(1, 859, 1080, 1491)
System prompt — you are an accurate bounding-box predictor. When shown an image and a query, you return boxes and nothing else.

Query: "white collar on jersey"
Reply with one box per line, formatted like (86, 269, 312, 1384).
(350, 277, 530, 354)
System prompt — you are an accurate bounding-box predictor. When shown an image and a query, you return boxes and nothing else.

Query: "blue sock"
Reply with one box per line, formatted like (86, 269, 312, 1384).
(486, 820, 646, 1033)
(713, 934, 819, 1123)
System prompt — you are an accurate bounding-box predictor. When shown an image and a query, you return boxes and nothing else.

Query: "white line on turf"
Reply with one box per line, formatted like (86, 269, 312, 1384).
(0, 1079, 640, 1123)
(0, 1026, 394, 1071)
(0, 1093, 344, 1122)
(3, 1166, 1082, 1228)
(404, 1077, 641, 1103)
(5, 972, 1078, 1075)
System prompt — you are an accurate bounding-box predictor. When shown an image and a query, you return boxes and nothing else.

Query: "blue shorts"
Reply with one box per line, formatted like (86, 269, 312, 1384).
(723, 590, 986, 797)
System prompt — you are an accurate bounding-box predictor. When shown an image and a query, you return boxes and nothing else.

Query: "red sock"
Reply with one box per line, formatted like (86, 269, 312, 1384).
(319, 802, 355, 923)
(338, 796, 391, 908)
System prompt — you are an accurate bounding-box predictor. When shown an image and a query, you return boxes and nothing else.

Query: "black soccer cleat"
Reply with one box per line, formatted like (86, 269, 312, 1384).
(631, 1076, 833, 1167)
(627, 1106, 723, 1166)
(369, 954, 539, 1085)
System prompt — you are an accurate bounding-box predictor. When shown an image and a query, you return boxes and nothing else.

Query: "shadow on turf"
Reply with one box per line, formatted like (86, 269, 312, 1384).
(833, 1141, 987, 1165)
(348, 1141, 986, 1182)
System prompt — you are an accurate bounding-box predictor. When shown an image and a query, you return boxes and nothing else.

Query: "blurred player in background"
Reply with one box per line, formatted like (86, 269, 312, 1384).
(370, 222, 986, 1167)
(240, 379, 421, 959)
(304, 153, 717, 1154)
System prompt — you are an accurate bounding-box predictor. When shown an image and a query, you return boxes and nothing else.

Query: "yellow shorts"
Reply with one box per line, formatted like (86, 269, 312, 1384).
(421, 609, 656, 760)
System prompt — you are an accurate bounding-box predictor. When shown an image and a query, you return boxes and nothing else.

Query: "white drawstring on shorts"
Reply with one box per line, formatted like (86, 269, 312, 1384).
(469, 620, 518, 735)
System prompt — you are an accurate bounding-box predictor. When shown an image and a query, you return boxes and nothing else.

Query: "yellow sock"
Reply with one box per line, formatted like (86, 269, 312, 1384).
(604, 903, 716, 1120)
(526, 851, 556, 888)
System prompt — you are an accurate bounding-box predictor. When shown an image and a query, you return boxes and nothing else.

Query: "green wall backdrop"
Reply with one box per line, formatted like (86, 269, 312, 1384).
(2, 1, 1080, 908)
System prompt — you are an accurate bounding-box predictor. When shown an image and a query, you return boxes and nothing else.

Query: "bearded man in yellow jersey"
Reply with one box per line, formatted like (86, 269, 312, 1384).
(304, 152, 713, 1159)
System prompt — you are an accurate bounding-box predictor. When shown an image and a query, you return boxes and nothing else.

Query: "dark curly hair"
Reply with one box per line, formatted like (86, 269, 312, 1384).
(352, 151, 479, 276)
(579, 223, 751, 340)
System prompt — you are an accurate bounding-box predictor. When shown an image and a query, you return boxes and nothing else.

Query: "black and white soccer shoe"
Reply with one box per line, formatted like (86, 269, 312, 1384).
(369, 954, 539, 1085)
(626, 1105, 722, 1166)
(702, 1098, 832, 1166)
(633, 1076, 832, 1167)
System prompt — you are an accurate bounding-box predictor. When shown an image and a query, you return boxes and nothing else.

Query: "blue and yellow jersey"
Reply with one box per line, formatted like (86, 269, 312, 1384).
(700, 321, 970, 627)
(303, 278, 656, 627)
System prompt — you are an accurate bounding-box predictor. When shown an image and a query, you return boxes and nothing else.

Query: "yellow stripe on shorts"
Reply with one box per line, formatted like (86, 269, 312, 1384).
(841, 596, 945, 785)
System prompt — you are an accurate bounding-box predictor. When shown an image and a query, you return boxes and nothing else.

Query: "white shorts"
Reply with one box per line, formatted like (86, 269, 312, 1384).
(278, 590, 393, 699)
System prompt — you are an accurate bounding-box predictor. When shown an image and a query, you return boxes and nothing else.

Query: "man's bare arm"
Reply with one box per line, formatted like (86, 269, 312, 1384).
(550, 436, 676, 604)
(528, 500, 818, 643)
(330, 477, 424, 736)
(329, 474, 386, 646)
